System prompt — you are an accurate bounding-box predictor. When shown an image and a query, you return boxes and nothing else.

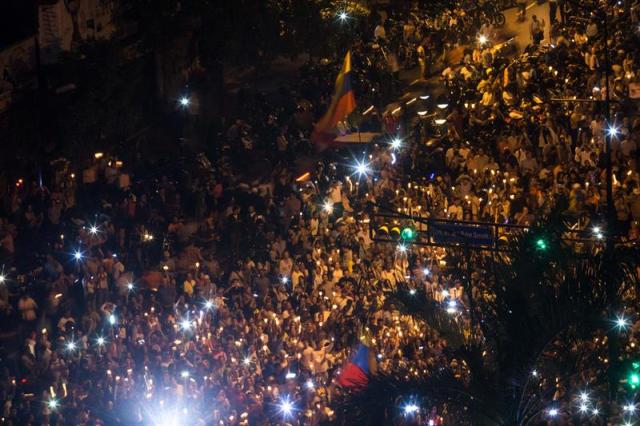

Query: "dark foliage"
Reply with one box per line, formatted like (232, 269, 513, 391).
(333, 213, 640, 425)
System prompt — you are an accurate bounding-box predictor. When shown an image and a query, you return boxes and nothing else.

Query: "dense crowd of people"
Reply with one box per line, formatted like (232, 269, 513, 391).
(1, 0, 640, 425)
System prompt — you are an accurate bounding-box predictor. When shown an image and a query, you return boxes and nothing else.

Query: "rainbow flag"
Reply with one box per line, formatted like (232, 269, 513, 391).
(311, 51, 356, 151)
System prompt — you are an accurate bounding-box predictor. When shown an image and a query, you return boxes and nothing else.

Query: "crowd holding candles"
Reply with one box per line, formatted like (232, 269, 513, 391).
(1, 0, 640, 425)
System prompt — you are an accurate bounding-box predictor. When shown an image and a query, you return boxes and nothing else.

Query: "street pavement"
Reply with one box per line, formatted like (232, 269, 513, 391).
(402, 1, 551, 99)
(502, 0, 551, 52)
(290, 1, 553, 176)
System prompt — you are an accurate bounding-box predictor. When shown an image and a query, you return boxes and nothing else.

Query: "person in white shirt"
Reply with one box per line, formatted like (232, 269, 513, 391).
(278, 251, 293, 277)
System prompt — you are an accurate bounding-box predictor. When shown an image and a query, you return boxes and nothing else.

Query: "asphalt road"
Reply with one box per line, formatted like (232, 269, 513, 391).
(502, 0, 551, 52)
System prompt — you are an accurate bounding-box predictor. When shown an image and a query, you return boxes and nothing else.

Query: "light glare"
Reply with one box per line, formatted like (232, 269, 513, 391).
(353, 160, 371, 178)
(278, 395, 295, 418)
(606, 126, 619, 137)
(616, 315, 630, 330)
(403, 403, 419, 415)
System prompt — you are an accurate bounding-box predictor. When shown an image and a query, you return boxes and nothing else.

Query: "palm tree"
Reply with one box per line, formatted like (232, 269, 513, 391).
(332, 213, 639, 425)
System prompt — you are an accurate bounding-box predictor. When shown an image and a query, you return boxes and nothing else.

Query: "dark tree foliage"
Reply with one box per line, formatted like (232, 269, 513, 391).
(333, 213, 640, 425)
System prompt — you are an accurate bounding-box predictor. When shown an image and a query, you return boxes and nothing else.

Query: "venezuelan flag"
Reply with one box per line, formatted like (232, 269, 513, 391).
(337, 342, 377, 390)
(311, 51, 356, 151)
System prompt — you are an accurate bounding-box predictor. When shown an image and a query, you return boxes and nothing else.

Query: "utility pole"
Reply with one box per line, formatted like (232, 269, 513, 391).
(597, 7, 621, 407)
(559, 1, 620, 409)
(602, 11, 613, 223)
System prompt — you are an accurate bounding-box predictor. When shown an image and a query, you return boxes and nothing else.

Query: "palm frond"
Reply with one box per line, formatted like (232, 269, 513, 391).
(334, 212, 640, 425)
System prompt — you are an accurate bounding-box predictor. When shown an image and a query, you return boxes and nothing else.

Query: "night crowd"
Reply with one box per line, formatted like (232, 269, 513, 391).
(1, 0, 640, 425)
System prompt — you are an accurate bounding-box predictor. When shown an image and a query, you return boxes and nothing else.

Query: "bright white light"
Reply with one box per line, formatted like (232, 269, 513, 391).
(89, 225, 99, 235)
(127, 283, 134, 291)
(478, 34, 488, 45)
(353, 160, 371, 178)
(204, 300, 214, 310)
(179, 97, 190, 107)
(47, 399, 59, 409)
(409, 289, 416, 295)
(434, 118, 447, 125)
(96, 336, 106, 346)
(323, 201, 333, 214)
(74, 251, 83, 260)
(624, 403, 636, 413)
(391, 153, 397, 165)
(531, 369, 538, 377)
(616, 315, 629, 330)
(281, 276, 289, 284)
(243, 357, 251, 366)
(278, 396, 295, 418)
(181, 370, 190, 378)
(285, 371, 296, 379)
(548, 408, 559, 417)
(180, 319, 193, 331)
(595, 232, 603, 240)
(397, 244, 408, 253)
(419, 95, 430, 100)
(592, 226, 601, 234)
(305, 380, 315, 389)
(436, 103, 449, 109)
(591, 407, 599, 416)
(0, 274, 5, 284)
(606, 126, 619, 138)
(447, 300, 457, 309)
(403, 403, 419, 415)
(108, 314, 116, 325)
(579, 403, 589, 413)
(422, 268, 430, 276)
(390, 138, 402, 150)
(66, 341, 77, 351)
(338, 11, 349, 21)
(579, 392, 589, 403)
